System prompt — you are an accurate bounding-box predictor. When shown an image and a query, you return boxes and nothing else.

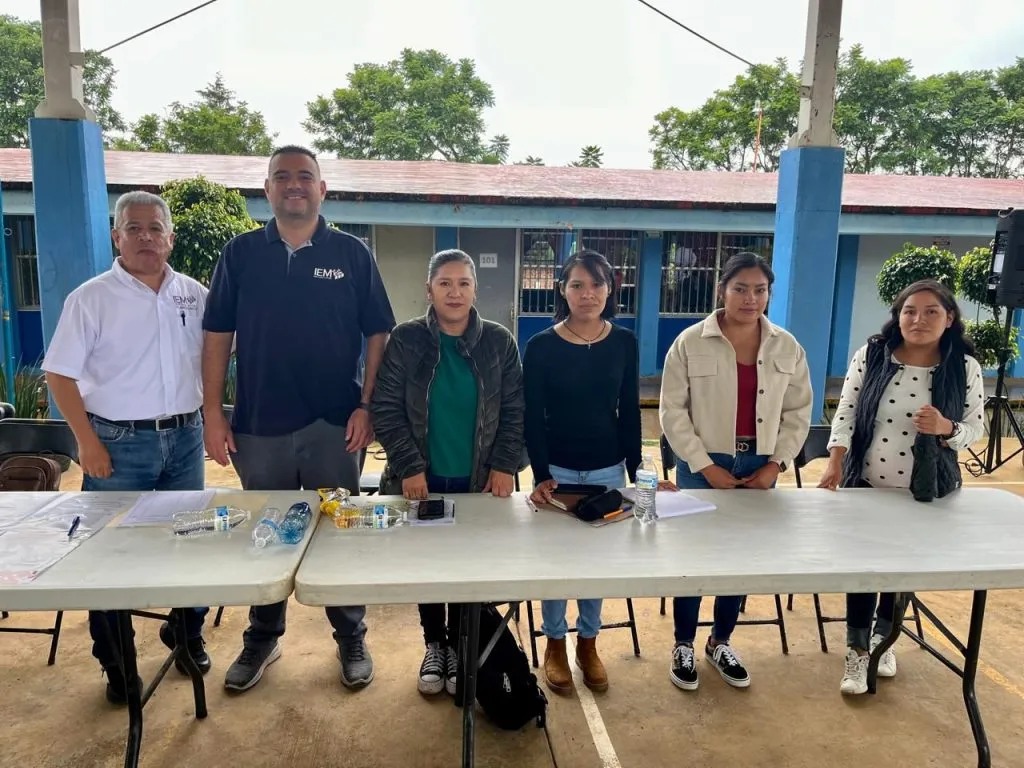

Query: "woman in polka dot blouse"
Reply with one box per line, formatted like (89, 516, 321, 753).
(818, 279, 985, 696)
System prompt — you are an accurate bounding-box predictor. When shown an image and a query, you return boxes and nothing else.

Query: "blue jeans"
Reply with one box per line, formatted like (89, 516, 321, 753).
(419, 474, 471, 646)
(540, 462, 626, 639)
(82, 412, 208, 667)
(671, 451, 771, 645)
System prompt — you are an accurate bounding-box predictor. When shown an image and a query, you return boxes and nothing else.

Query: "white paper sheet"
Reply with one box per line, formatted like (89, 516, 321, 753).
(618, 489, 716, 519)
(0, 493, 65, 533)
(118, 490, 215, 527)
(408, 498, 456, 526)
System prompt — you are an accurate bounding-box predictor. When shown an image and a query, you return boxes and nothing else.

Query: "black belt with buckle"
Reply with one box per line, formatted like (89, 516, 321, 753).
(94, 410, 200, 432)
(736, 439, 756, 453)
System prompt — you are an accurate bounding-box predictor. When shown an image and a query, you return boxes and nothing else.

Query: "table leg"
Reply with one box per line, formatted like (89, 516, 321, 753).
(867, 592, 908, 694)
(115, 610, 143, 768)
(460, 602, 481, 768)
(964, 591, 991, 768)
(171, 608, 208, 719)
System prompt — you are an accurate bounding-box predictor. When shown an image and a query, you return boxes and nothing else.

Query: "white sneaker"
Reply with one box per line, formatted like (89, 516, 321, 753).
(840, 649, 869, 695)
(418, 642, 445, 695)
(870, 634, 897, 678)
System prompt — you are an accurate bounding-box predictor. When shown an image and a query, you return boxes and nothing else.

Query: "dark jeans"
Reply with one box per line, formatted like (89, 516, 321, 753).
(82, 412, 209, 667)
(418, 474, 470, 648)
(846, 593, 901, 651)
(671, 450, 772, 645)
(230, 418, 364, 647)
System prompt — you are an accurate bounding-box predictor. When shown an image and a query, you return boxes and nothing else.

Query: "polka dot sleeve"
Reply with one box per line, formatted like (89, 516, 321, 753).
(943, 355, 986, 452)
(827, 345, 866, 451)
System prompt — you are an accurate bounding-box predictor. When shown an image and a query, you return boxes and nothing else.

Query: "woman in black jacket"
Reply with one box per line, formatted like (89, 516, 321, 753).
(370, 248, 525, 698)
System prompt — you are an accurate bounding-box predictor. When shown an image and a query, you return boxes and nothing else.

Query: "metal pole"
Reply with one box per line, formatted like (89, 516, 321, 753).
(0, 185, 19, 405)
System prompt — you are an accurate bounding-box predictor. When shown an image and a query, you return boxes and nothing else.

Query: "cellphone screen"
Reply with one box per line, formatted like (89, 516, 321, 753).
(418, 498, 446, 520)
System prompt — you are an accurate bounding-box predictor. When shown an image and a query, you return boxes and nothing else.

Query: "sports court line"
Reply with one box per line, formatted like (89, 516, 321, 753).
(565, 635, 623, 768)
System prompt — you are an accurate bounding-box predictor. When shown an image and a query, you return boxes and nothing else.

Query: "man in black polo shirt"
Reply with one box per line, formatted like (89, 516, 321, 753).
(202, 145, 395, 693)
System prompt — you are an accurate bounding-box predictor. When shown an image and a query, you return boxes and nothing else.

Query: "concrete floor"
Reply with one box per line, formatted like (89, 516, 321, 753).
(4, 414, 1024, 767)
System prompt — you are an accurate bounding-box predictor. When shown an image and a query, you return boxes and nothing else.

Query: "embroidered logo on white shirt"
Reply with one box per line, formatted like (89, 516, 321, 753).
(313, 267, 345, 280)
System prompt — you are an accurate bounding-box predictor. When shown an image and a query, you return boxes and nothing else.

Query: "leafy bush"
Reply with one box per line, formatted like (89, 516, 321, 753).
(965, 318, 1018, 369)
(956, 245, 995, 308)
(876, 243, 958, 306)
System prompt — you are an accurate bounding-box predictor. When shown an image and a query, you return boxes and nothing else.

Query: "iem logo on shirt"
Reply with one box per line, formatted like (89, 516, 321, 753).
(172, 294, 198, 308)
(313, 267, 345, 280)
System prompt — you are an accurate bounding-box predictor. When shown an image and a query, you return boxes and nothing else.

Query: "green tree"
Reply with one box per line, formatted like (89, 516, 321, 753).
(569, 145, 604, 168)
(650, 60, 799, 172)
(0, 14, 125, 147)
(516, 155, 544, 166)
(161, 176, 257, 285)
(876, 243, 958, 306)
(113, 74, 275, 155)
(304, 49, 496, 162)
(480, 133, 510, 164)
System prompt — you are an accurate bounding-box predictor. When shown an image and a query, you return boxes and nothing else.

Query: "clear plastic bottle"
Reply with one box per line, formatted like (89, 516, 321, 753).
(278, 501, 313, 545)
(633, 454, 659, 524)
(172, 506, 250, 538)
(252, 507, 285, 548)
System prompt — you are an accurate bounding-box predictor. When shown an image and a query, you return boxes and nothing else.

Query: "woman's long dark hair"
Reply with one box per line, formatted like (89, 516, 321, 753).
(871, 279, 976, 357)
(553, 249, 617, 322)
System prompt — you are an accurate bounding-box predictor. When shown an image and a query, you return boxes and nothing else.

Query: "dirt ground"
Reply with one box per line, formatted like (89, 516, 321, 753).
(5, 415, 1024, 767)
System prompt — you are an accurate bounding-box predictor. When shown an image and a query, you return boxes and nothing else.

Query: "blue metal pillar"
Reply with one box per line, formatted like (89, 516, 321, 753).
(827, 234, 859, 376)
(767, 148, 845, 422)
(636, 232, 663, 376)
(0, 185, 18, 397)
(28, 118, 112, 353)
(434, 226, 458, 252)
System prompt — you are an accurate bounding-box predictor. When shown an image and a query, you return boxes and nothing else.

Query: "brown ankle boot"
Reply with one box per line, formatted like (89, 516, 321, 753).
(543, 637, 574, 695)
(575, 636, 608, 692)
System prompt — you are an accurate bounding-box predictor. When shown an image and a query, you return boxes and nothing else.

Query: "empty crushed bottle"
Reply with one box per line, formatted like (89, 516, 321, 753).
(252, 507, 285, 548)
(278, 501, 313, 544)
(172, 506, 250, 538)
(633, 454, 658, 524)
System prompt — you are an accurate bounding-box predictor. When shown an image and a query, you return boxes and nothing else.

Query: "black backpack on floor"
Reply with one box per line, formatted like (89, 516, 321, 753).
(455, 604, 547, 730)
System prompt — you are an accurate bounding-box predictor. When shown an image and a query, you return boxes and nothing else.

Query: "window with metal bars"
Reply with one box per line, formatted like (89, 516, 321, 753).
(659, 231, 773, 315)
(332, 222, 374, 252)
(519, 229, 570, 315)
(3, 216, 40, 310)
(578, 229, 639, 315)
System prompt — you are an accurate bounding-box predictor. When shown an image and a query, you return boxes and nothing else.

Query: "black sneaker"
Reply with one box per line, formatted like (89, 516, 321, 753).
(669, 643, 699, 691)
(445, 646, 459, 696)
(224, 642, 282, 692)
(704, 639, 750, 688)
(337, 637, 375, 689)
(159, 621, 212, 676)
(103, 665, 143, 705)
(418, 642, 445, 695)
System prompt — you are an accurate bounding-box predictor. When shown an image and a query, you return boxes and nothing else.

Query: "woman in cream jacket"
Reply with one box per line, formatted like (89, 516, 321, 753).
(660, 251, 812, 693)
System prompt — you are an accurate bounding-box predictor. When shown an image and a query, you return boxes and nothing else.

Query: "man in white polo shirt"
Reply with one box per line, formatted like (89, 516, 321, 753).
(42, 190, 211, 706)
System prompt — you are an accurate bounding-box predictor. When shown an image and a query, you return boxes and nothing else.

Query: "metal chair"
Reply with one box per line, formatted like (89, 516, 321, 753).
(657, 434, 789, 654)
(0, 415, 77, 664)
(516, 449, 642, 667)
(789, 425, 924, 652)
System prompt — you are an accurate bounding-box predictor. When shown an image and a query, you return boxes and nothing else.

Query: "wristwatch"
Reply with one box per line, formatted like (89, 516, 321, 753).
(941, 421, 960, 440)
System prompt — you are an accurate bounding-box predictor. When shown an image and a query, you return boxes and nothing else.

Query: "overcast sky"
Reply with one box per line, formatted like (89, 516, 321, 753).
(7, 0, 1023, 168)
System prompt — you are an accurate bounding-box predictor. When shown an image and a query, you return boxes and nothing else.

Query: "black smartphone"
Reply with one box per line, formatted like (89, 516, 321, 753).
(418, 497, 446, 520)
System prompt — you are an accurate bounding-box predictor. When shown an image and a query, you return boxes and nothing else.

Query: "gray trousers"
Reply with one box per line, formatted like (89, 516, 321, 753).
(231, 418, 364, 647)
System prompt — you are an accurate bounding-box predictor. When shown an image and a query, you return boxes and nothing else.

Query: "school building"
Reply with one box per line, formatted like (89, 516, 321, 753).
(1, 148, 1019, 392)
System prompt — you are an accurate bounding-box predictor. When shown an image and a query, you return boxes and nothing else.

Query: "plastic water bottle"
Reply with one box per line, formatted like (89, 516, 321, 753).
(634, 454, 658, 524)
(252, 507, 285, 548)
(278, 501, 313, 545)
(172, 506, 250, 538)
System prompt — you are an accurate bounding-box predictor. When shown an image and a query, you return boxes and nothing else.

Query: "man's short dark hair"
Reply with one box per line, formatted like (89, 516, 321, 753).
(269, 145, 319, 170)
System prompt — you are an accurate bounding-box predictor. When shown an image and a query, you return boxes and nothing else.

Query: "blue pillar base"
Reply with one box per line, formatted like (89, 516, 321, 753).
(29, 118, 112, 354)
(766, 146, 845, 422)
(434, 227, 458, 252)
(828, 235, 860, 377)
(636, 232, 663, 377)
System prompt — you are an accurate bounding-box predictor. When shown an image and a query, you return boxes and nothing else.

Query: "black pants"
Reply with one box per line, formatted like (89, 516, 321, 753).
(418, 473, 471, 647)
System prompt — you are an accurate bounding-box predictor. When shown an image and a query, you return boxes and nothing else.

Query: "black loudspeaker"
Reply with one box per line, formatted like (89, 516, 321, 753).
(988, 208, 1024, 308)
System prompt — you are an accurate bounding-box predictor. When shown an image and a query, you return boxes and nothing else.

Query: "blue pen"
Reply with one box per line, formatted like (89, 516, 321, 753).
(67, 515, 81, 539)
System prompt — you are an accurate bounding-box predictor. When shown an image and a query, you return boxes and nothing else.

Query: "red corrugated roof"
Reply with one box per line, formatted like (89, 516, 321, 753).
(0, 148, 1021, 215)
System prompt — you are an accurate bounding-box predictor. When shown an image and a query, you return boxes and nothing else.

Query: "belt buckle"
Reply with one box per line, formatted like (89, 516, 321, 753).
(155, 415, 177, 432)
(736, 441, 750, 453)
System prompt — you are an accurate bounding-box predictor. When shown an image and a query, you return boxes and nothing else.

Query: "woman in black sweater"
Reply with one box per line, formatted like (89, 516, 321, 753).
(524, 249, 642, 696)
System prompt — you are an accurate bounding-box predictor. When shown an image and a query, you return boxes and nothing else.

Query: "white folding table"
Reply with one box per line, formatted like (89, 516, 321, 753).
(294, 486, 1024, 768)
(0, 490, 318, 768)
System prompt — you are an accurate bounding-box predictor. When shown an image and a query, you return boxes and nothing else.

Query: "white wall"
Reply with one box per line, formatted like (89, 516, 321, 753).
(374, 225, 434, 323)
(846, 234, 992, 366)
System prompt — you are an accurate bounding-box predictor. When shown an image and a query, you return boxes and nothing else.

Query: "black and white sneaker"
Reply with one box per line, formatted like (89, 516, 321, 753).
(445, 646, 459, 696)
(669, 643, 699, 691)
(418, 642, 445, 695)
(705, 640, 750, 688)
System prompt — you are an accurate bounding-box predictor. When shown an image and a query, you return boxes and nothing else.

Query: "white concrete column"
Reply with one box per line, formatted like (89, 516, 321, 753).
(790, 0, 842, 148)
(35, 0, 95, 121)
